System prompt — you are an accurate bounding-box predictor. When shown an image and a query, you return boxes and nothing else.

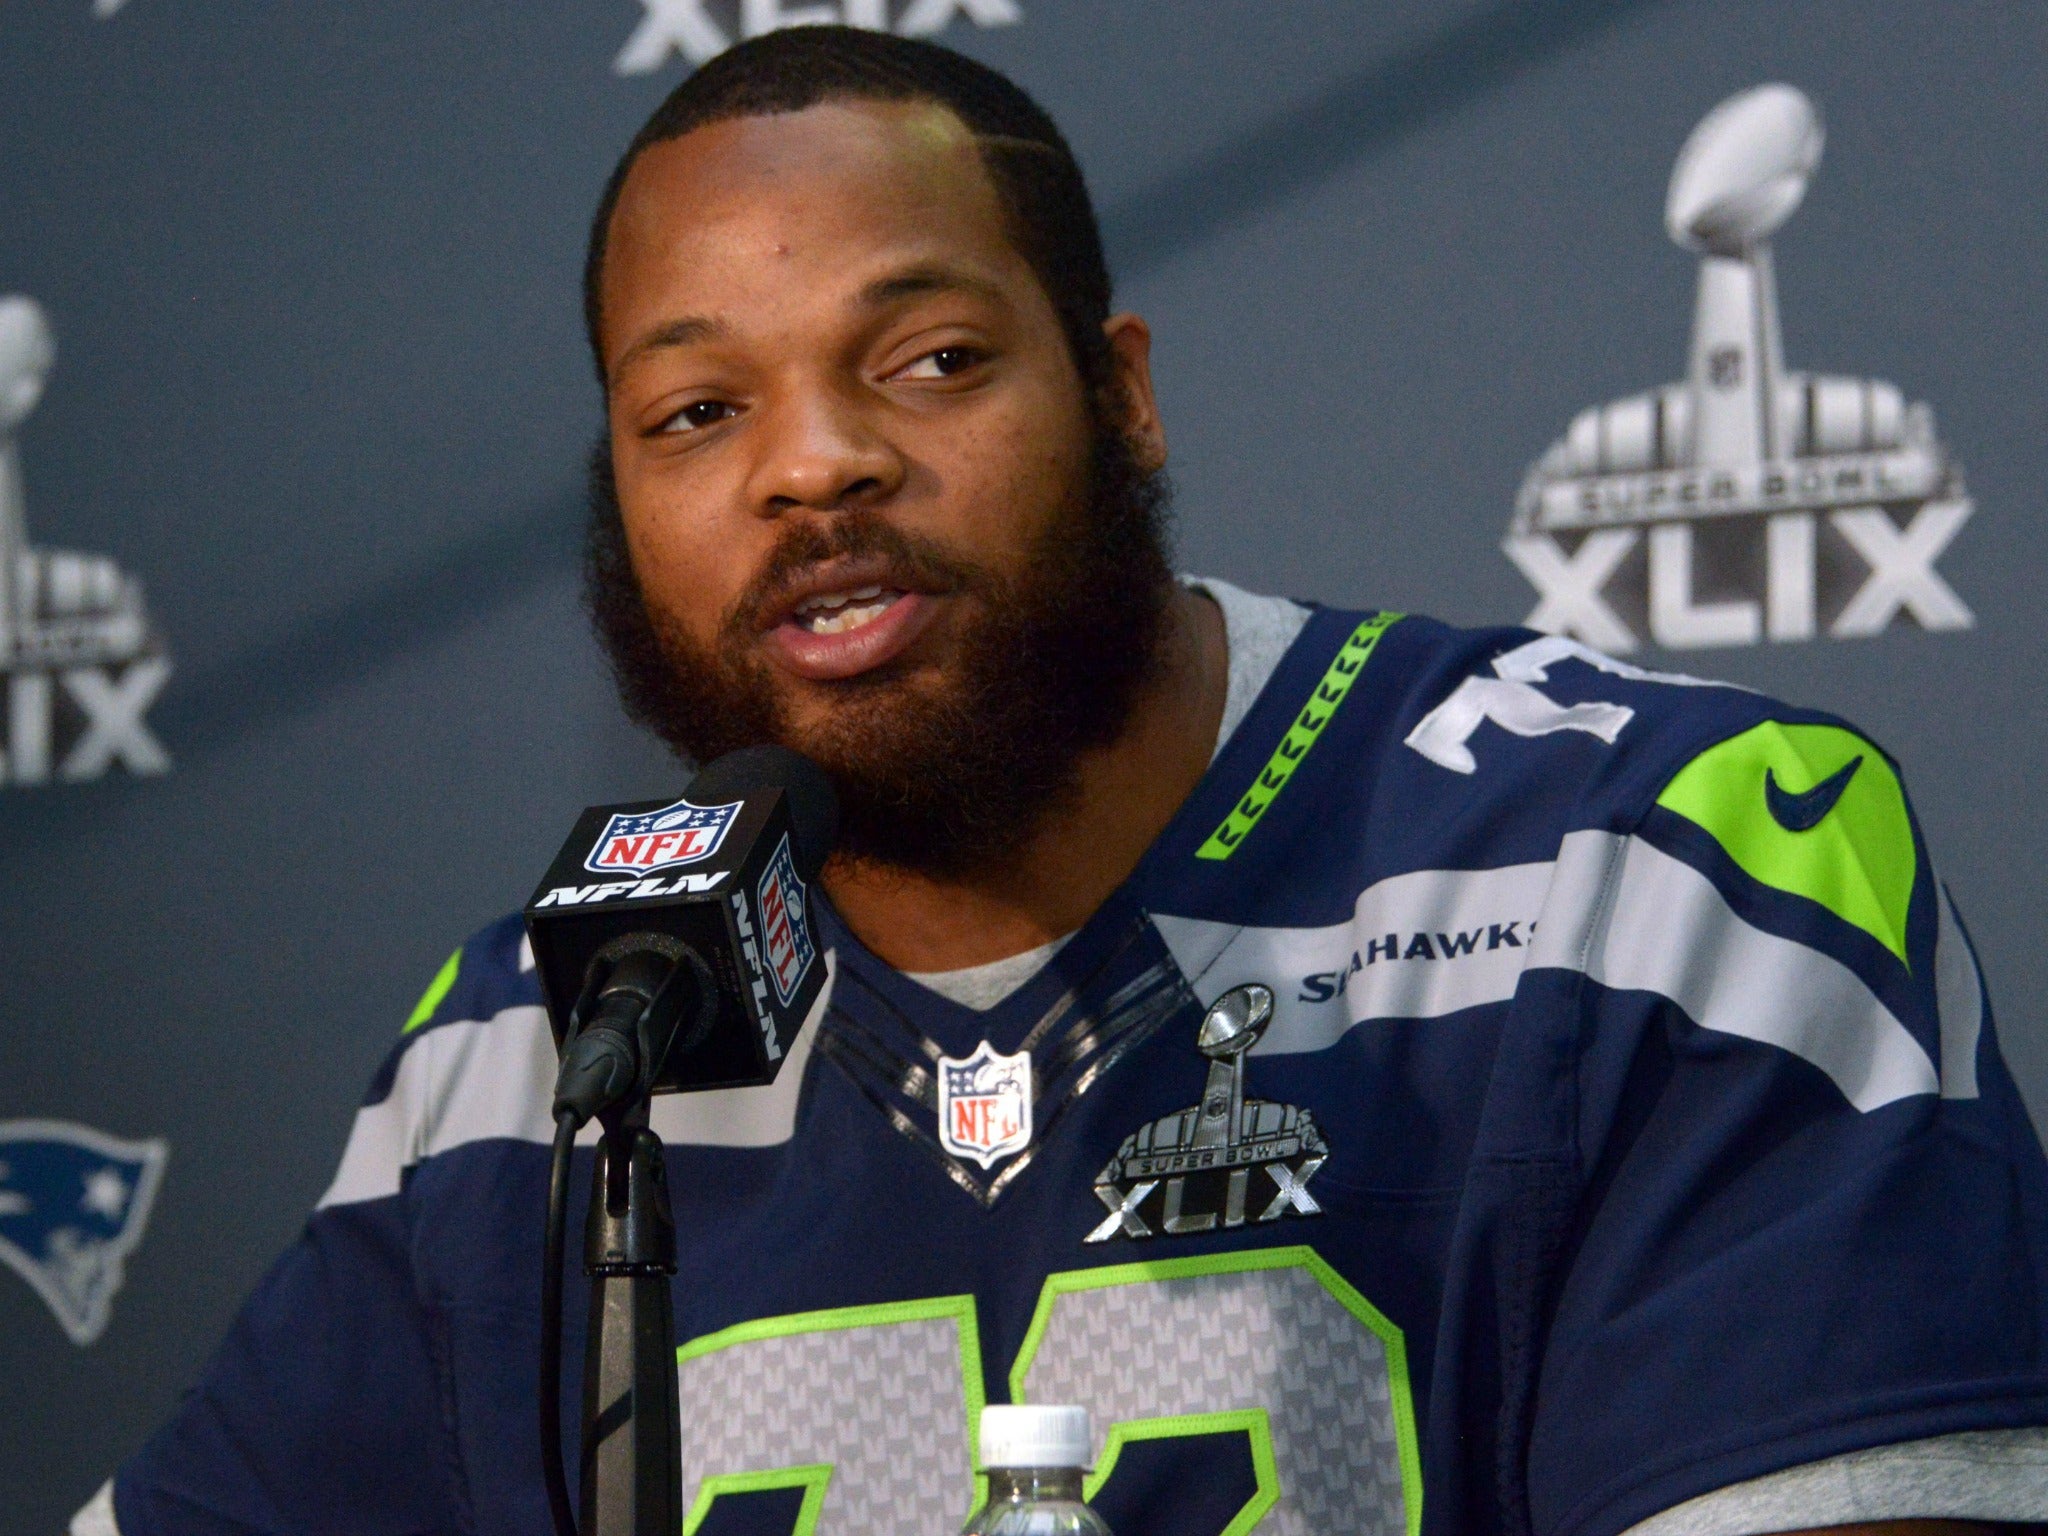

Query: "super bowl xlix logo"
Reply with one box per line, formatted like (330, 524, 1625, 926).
(0, 298, 170, 789)
(1506, 85, 1973, 652)
(1087, 985, 1327, 1243)
(613, 0, 1020, 75)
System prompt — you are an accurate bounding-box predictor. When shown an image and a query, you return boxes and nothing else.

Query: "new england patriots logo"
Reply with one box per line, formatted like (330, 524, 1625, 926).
(584, 796, 741, 877)
(0, 1120, 167, 1344)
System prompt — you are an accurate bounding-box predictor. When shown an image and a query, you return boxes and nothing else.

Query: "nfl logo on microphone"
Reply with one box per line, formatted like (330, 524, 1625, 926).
(937, 1042, 1033, 1169)
(583, 796, 739, 877)
(755, 836, 815, 1007)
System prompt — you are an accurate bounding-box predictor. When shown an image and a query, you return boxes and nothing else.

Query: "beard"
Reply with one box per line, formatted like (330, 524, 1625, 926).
(584, 423, 1177, 880)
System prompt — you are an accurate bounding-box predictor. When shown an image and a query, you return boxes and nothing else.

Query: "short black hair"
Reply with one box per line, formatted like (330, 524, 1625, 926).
(582, 26, 1113, 394)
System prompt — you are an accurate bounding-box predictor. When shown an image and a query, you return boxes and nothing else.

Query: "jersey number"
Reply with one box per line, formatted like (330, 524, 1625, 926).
(673, 1245, 1421, 1536)
(1404, 634, 1722, 774)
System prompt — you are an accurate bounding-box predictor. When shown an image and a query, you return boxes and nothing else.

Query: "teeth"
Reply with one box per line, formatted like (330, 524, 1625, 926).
(805, 595, 896, 635)
(796, 584, 884, 616)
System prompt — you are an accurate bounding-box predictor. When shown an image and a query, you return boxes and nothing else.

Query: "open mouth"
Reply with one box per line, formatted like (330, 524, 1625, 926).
(766, 570, 940, 682)
(792, 584, 904, 636)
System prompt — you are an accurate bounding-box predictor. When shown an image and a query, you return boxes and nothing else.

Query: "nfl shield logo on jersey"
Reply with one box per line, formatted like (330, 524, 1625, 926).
(937, 1042, 1034, 1169)
(584, 796, 740, 877)
(755, 835, 816, 1007)
(0, 1120, 168, 1345)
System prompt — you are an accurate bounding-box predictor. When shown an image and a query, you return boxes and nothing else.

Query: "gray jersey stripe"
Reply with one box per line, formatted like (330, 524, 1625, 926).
(315, 954, 836, 1209)
(1619, 1425, 2048, 1534)
(320, 821, 1949, 1216)
(1153, 857, 1554, 1050)
(1934, 886, 1983, 1099)
(1155, 830, 1939, 1113)
(1536, 833, 1938, 1112)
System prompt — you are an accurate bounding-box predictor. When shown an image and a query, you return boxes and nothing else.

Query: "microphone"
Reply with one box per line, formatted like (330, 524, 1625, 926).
(525, 746, 839, 1126)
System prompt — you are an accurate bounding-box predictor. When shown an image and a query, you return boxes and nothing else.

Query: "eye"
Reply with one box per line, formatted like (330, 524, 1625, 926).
(895, 346, 983, 381)
(660, 399, 736, 433)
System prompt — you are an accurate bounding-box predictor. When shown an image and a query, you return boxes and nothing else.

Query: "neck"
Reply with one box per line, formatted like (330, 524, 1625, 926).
(822, 583, 1226, 972)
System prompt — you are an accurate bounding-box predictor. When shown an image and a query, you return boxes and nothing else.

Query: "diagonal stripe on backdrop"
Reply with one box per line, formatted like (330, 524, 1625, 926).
(152, 494, 582, 760)
(1102, 0, 1672, 278)
(0, 493, 580, 860)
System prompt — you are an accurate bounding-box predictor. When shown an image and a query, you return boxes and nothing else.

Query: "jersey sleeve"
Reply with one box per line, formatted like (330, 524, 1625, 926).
(107, 922, 528, 1536)
(1519, 714, 2048, 1536)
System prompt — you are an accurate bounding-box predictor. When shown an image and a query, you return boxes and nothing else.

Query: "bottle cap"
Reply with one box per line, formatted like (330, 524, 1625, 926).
(978, 1404, 1092, 1470)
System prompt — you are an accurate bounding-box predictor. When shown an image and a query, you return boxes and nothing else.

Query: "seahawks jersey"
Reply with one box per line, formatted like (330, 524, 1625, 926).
(113, 607, 2048, 1536)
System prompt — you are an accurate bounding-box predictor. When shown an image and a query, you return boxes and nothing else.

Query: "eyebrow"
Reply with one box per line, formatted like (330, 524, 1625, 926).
(610, 264, 1004, 380)
(612, 314, 728, 377)
(857, 264, 1007, 311)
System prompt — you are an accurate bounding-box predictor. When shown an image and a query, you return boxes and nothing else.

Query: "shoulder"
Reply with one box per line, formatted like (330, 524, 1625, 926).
(1377, 618, 1960, 1109)
(359, 911, 546, 1104)
(317, 914, 553, 1210)
(1307, 609, 1897, 838)
(1170, 608, 1922, 936)
(342, 913, 548, 1155)
(1417, 622, 1874, 789)
(401, 911, 542, 1038)
(1372, 619, 1926, 965)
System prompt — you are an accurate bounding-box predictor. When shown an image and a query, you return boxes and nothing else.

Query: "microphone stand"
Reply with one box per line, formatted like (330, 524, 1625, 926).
(533, 749, 839, 1536)
(579, 1096, 682, 1536)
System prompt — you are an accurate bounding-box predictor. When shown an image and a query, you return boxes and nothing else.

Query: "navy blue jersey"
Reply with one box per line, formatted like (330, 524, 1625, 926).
(115, 609, 2048, 1536)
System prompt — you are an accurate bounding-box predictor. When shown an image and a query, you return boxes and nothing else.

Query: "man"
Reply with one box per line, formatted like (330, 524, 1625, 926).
(80, 27, 2048, 1536)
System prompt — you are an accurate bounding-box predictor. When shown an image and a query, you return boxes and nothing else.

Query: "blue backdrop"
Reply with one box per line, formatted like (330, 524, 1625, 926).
(5, 2, 2044, 1528)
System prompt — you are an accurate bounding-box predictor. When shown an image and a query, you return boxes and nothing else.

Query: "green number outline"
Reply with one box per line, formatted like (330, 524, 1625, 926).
(676, 1293, 987, 1531)
(1011, 1245, 1422, 1536)
(1081, 1409, 1278, 1536)
(683, 1464, 833, 1536)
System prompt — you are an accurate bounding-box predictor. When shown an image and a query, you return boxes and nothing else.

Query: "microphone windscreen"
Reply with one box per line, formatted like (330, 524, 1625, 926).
(686, 746, 839, 881)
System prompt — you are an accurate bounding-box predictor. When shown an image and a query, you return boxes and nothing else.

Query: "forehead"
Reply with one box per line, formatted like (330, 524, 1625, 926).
(599, 99, 1029, 361)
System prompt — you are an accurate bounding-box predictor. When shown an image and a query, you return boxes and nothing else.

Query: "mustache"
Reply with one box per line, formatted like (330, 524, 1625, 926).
(722, 511, 996, 638)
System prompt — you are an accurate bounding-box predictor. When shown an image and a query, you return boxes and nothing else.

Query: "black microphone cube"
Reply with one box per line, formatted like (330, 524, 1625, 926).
(523, 786, 825, 1093)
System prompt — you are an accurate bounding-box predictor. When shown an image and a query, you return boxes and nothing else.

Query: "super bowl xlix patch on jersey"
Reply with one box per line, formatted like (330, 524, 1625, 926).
(114, 606, 2048, 1536)
(1085, 983, 1331, 1243)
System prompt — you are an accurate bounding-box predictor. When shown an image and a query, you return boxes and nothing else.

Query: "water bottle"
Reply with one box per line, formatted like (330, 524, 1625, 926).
(961, 1404, 1113, 1536)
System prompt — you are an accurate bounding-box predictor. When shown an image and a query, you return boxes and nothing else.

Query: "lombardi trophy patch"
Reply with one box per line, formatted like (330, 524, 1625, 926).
(0, 1119, 168, 1344)
(936, 1041, 1033, 1169)
(1086, 983, 1327, 1242)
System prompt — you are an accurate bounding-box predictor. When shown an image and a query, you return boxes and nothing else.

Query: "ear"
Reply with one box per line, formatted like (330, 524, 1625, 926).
(1102, 313, 1166, 473)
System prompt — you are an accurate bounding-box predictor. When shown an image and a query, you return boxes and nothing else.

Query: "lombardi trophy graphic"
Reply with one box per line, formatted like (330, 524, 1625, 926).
(0, 295, 169, 786)
(1086, 984, 1328, 1242)
(0, 297, 56, 667)
(1506, 85, 1973, 651)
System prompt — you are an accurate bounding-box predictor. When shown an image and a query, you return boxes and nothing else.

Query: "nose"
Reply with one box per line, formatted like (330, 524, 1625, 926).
(746, 381, 904, 518)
